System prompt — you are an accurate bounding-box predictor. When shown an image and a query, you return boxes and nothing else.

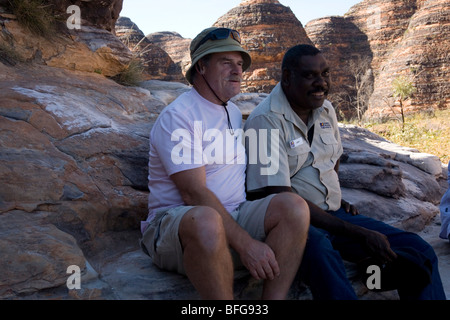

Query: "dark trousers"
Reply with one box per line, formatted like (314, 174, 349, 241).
(299, 208, 446, 300)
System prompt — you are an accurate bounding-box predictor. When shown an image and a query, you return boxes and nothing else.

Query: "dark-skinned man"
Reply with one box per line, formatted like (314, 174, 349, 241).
(244, 44, 446, 300)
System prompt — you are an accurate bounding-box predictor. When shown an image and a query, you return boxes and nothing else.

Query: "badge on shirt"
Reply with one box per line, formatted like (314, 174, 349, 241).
(289, 137, 305, 148)
(320, 122, 332, 129)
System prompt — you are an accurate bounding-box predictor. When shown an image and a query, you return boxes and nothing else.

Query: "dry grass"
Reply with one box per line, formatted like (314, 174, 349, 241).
(361, 108, 449, 164)
(8, 0, 55, 37)
(111, 59, 144, 86)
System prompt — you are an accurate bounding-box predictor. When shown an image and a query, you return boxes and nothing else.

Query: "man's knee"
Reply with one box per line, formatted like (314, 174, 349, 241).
(179, 206, 227, 252)
(266, 192, 310, 231)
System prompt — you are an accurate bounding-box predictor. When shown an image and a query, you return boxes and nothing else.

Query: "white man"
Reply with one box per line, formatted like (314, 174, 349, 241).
(140, 28, 310, 300)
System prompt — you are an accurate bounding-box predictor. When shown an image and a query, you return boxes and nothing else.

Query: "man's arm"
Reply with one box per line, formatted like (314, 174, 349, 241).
(171, 166, 250, 250)
(170, 167, 280, 280)
(333, 159, 359, 215)
(247, 186, 360, 234)
(247, 185, 398, 264)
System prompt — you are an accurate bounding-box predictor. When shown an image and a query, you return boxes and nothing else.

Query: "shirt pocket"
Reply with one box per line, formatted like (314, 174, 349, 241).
(287, 143, 310, 177)
(319, 133, 339, 163)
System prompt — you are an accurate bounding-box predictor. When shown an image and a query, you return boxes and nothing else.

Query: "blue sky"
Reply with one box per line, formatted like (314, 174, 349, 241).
(120, 0, 362, 39)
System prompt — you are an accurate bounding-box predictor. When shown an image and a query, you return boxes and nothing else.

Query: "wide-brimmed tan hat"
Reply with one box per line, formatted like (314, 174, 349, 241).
(185, 27, 252, 85)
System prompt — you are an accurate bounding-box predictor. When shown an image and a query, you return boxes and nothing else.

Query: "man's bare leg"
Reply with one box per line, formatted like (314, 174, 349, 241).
(179, 206, 234, 299)
(262, 193, 310, 299)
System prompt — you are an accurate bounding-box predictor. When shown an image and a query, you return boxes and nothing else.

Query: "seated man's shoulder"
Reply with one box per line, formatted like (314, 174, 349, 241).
(323, 100, 338, 114)
(158, 90, 198, 119)
(246, 99, 281, 124)
(246, 111, 281, 133)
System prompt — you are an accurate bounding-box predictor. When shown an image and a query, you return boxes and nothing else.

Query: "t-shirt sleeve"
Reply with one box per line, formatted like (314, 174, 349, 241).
(244, 114, 291, 192)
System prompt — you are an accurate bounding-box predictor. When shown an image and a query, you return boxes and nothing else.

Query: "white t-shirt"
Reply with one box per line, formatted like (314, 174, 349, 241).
(142, 88, 247, 231)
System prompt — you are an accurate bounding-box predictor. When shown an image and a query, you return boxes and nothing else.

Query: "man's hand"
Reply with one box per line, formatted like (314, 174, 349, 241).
(341, 199, 359, 215)
(362, 229, 398, 264)
(239, 238, 280, 281)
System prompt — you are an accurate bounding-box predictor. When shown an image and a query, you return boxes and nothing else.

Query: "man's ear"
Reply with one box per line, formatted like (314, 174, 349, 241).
(281, 68, 290, 86)
(195, 62, 205, 75)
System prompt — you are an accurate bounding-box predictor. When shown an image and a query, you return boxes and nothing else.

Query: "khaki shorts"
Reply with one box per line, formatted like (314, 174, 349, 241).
(140, 194, 276, 275)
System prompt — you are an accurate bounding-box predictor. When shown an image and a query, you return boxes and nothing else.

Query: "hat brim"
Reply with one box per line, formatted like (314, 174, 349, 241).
(185, 40, 251, 85)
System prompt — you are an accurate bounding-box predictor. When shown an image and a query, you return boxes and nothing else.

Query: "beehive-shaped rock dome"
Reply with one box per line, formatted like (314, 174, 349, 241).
(214, 0, 313, 93)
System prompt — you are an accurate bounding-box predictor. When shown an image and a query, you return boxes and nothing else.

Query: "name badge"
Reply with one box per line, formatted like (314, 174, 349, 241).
(289, 137, 304, 148)
(320, 122, 332, 129)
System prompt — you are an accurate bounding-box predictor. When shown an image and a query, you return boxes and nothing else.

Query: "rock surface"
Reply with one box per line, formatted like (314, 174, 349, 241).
(0, 211, 86, 298)
(364, 0, 450, 115)
(45, 0, 124, 33)
(305, 0, 450, 117)
(146, 31, 191, 79)
(115, 17, 185, 82)
(0, 4, 132, 77)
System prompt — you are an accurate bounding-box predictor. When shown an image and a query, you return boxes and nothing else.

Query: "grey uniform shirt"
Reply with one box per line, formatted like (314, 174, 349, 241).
(244, 83, 343, 211)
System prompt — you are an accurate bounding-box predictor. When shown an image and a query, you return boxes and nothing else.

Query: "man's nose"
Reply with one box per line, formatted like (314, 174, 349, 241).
(314, 75, 327, 87)
(231, 63, 243, 75)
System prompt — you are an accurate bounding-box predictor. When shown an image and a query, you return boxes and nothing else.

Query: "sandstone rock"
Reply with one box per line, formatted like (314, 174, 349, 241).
(0, 61, 160, 297)
(43, 0, 124, 33)
(364, 0, 450, 116)
(0, 12, 132, 76)
(0, 62, 162, 247)
(0, 211, 86, 298)
(231, 92, 270, 118)
(306, 0, 450, 119)
(139, 79, 190, 105)
(339, 124, 443, 231)
(146, 31, 191, 78)
(213, 0, 313, 93)
(338, 162, 406, 198)
(341, 0, 422, 115)
(115, 17, 184, 82)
